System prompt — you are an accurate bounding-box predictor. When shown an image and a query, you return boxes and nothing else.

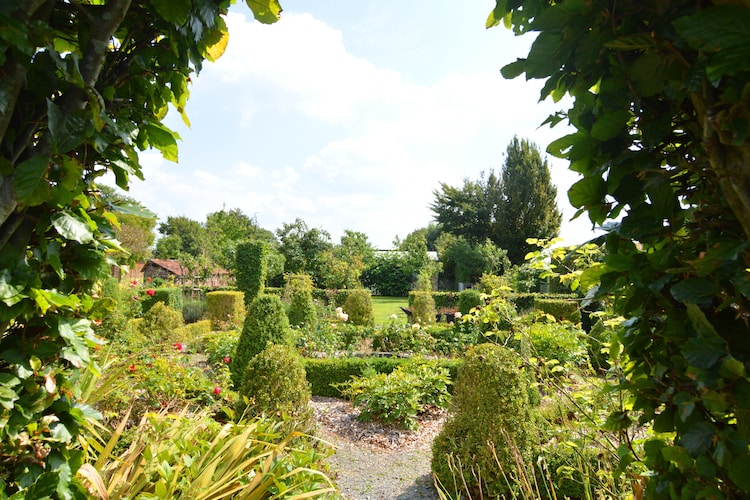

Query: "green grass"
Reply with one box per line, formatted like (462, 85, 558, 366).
(371, 296, 410, 325)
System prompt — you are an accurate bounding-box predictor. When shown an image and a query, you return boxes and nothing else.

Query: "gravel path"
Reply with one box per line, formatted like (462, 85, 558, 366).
(310, 397, 443, 500)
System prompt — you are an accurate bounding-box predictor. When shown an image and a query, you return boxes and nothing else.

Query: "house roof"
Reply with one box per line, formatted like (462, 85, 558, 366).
(147, 259, 185, 276)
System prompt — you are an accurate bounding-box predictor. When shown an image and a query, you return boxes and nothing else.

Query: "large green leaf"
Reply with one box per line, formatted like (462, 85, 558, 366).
(680, 421, 716, 456)
(13, 155, 49, 206)
(673, 6, 750, 81)
(670, 278, 720, 305)
(146, 123, 179, 162)
(151, 0, 191, 25)
(47, 99, 90, 153)
(568, 176, 606, 210)
(683, 335, 725, 369)
(590, 110, 631, 140)
(246, 0, 283, 24)
(729, 455, 750, 492)
(52, 212, 94, 244)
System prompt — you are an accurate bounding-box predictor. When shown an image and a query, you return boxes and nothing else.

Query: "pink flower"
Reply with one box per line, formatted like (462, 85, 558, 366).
(146, 289, 155, 296)
(223, 356, 231, 364)
(213, 386, 221, 395)
(173, 342, 184, 352)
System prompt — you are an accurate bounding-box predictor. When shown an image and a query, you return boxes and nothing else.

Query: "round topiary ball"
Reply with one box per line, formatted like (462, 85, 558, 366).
(432, 343, 538, 498)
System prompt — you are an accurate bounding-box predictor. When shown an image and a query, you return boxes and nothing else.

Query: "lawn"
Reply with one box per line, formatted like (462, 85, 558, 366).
(371, 296, 410, 325)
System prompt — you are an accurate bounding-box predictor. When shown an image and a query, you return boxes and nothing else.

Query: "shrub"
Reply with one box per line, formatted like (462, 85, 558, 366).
(182, 299, 206, 323)
(202, 329, 240, 366)
(235, 241, 268, 305)
(137, 302, 184, 344)
(428, 324, 478, 356)
(432, 343, 537, 498)
(141, 286, 183, 314)
(236, 344, 312, 426)
(534, 297, 581, 323)
(206, 290, 245, 330)
(372, 321, 436, 354)
(173, 319, 212, 341)
(407, 291, 459, 310)
(342, 289, 375, 326)
(525, 320, 589, 371)
(410, 291, 436, 325)
(587, 318, 614, 371)
(285, 273, 318, 328)
(230, 294, 291, 388)
(337, 359, 451, 430)
(96, 277, 139, 339)
(457, 288, 482, 315)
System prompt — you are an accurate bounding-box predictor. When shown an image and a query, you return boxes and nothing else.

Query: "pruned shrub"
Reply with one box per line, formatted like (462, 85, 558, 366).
(230, 294, 291, 388)
(236, 344, 312, 426)
(284, 273, 317, 328)
(138, 302, 184, 344)
(534, 297, 581, 323)
(457, 288, 482, 315)
(235, 241, 268, 306)
(411, 291, 436, 325)
(206, 290, 245, 330)
(182, 299, 206, 324)
(525, 320, 588, 372)
(432, 343, 537, 498)
(141, 287, 183, 314)
(372, 322, 436, 354)
(342, 289, 374, 326)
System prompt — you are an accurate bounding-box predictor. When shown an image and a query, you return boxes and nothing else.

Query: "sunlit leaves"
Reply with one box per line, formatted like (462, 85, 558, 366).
(12, 156, 49, 206)
(151, 0, 192, 25)
(52, 212, 94, 244)
(246, 0, 283, 24)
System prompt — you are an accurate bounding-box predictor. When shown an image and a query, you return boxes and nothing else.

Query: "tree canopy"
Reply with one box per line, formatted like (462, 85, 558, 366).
(492, 0, 750, 496)
(431, 137, 560, 264)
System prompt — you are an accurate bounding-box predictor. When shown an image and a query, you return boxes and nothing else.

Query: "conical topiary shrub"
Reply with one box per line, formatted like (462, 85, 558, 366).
(342, 288, 374, 326)
(230, 293, 291, 388)
(432, 343, 537, 498)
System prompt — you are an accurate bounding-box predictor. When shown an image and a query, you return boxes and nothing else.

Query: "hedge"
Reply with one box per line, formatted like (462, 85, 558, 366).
(408, 291, 459, 310)
(206, 291, 245, 330)
(303, 356, 462, 398)
(533, 297, 582, 323)
(141, 287, 183, 314)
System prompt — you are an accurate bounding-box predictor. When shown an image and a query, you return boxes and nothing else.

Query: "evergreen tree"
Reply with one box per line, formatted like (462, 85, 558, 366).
(497, 137, 561, 264)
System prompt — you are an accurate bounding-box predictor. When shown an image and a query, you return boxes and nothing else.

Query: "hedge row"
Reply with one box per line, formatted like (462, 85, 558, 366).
(303, 357, 462, 398)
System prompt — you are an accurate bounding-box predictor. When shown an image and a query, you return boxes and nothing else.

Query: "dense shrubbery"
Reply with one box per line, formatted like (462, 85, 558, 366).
(410, 291, 436, 325)
(457, 288, 482, 314)
(285, 273, 318, 328)
(342, 289, 375, 326)
(432, 343, 537, 498)
(205, 290, 245, 330)
(230, 294, 292, 388)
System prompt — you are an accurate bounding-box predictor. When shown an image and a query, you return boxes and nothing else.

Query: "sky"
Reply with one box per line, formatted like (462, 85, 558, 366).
(111, 0, 601, 250)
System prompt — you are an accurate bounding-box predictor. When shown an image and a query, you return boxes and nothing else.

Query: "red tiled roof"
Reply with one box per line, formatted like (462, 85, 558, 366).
(147, 259, 186, 276)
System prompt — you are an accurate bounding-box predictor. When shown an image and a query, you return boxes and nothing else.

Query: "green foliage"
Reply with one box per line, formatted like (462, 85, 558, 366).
(182, 298, 207, 324)
(436, 233, 511, 288)
(525, 320, 588, 372)
(205, 290, 245, 330)
(408, 291, 459, 310)
(236, 344, 312, 425)
(173, 319, 213, 341)
(276, 218, 333, 288)
(342, 288, 375, 326)
(138, 302, 184, 344)
(427, 324, 479, 356)
(457, 288, 482, 315)
(337, 359, 451, 430)
(361, 252, 413, 296)
(285, 273, 318, 328)
(230, 294, 291, 388)
(410, 291, 436, 325)
(93, 409, 335, 499)
(432, 343, 537, 498)
(463, 290, 518, 337)
(494, 0, 750, 495)
(201, 329, 239, 366)
(534, 298, 581, 324)
(235, 241, 268, 306)
(372, 321, 437, 354)
(141, 287, 183, 314)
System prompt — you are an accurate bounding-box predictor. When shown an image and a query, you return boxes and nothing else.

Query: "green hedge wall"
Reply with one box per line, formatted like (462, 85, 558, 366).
(141, 287, 183, 314)
(303, 356, 462, 397)
(408, 291, 459, 310)
(533, 297, 582, 323)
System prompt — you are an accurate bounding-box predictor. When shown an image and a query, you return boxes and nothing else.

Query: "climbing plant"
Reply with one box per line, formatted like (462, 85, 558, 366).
(490, 1, 750, 497)
(0, 0, 281, 495)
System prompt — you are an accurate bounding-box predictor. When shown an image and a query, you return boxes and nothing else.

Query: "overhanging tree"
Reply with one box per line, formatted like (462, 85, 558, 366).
(0, 0, 281, 495)
(491, 0, 750, 496)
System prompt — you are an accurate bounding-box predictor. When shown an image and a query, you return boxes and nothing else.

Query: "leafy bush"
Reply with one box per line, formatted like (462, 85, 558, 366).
(427, 324, 478, 356)
(457, 288, 482, 315)
(342, 289, 375, 326)
(534, 297, 581, 323)
(137, 302, 184, 344)
(205, 290, 245, 330)
(230, 294, 292, 388)
(407, 291, 459, 310)
(372, 321, 437, 354)
(525, 320, 588, 371)
(337, 359, 451, 430)
(432, 343, 537, 498)
(587, 318, 614, 371)
(141, 286, 183, 314)
(182, 299, 207, 324)
(285, 273, 318, 328)
(236, 344, 312, 427)
(410, 291, 436, 325)
(202, 329, 240, 366)
(361, 253, 413, 296)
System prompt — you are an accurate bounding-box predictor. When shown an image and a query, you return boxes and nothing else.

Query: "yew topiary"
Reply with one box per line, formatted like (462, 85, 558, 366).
(342, 288, 374, 326)
(236, 344, 312, 427)
(230, 293, 292, 388)
(411, 291, 436, 325)
(432, 343, 537, 498)
(284, 273, 317, 328)
(138, 301, 184, 344)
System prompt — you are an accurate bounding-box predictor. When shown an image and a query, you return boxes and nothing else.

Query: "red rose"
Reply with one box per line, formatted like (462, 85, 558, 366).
(213, 386, 221, 395)
(146, 289, 155, 296)
(173, 342, 184, 351)
(223, 356, 231, 364)
(128, 364, 135, 373)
